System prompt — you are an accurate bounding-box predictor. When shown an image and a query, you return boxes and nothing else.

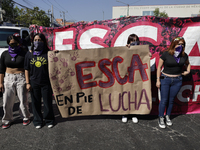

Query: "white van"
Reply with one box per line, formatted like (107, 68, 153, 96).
(0, 26, 31, 56)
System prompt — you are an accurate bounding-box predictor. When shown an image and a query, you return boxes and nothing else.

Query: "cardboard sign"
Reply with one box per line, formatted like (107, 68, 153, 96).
(49, 45, 152, 118)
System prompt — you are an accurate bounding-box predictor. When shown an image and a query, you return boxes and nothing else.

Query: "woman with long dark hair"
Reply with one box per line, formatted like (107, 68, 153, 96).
(0, 35, 30, 129)
(24, 33, 55, 129)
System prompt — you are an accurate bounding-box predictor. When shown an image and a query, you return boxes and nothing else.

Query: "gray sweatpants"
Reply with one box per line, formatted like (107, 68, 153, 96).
(2, 73, 30, 124)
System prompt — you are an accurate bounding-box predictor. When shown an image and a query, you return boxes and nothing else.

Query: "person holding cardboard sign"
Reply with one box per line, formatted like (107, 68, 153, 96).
(156, 37, 191, 129)
(122, 34, 140, 124)
(24, 33, 55, 129)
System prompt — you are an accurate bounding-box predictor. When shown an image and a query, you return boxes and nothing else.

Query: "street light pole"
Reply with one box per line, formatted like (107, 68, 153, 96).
(116, 0, 130, 16)
(127, 4, 129, 16)
(51, 5, 54, 27)
(60, 11, 66, 26)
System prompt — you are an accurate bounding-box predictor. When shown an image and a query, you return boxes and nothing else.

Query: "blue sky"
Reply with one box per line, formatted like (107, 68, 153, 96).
(13, 0, 200, 22)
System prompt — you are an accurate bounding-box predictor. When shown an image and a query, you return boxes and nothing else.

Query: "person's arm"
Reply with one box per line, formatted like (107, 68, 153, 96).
(24, 52, 31, 91)
(126, 44, 131, 48)
(182, 58, 191, 76)
(0, 52, 6, 92)
(25, 70, 31, 91)
(0, 74, 4, 92)
(156, 58, 164, 89)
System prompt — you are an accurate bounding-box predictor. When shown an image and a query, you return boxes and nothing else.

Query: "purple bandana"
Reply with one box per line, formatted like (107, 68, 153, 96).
(8, 45, 21, 58)
(33, 50, 43, 56)
(174, 46, 182, 63)
(33, 41, 44, 56)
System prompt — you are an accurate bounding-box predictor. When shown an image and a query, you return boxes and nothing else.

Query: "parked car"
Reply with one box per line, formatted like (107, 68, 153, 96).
(0, 26, 31, 57)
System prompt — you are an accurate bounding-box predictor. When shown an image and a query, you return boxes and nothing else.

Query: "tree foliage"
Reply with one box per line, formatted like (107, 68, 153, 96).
(2, 0, 18, 23)
(153, 8, 168, 18)
(2, 0, 50, 27)
(15, 7, 50, 27)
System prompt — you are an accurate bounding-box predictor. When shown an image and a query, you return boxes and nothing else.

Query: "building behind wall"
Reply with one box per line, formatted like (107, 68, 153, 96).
(112, 4, 200, 19)
(56, 18, 74, 26)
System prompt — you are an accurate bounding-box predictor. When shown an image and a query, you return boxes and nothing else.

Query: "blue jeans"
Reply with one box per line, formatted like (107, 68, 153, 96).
(158, 74, 182, 117)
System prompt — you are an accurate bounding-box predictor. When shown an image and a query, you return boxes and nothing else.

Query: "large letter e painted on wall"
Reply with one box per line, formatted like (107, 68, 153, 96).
(77, 25, 111, 49)
(53, 28, 76, 50)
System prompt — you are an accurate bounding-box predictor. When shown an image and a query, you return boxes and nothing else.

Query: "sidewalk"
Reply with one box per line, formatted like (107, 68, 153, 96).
(0, 94, 200, 150)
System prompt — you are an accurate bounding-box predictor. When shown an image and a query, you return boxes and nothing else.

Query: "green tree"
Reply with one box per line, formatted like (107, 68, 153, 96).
(2, 0, 19, 23)
(15, 7, 50, 27)
(153, 8, 168, 18)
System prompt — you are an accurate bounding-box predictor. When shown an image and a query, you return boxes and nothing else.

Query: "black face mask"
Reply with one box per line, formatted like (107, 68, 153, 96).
(130, 41, 139, 46)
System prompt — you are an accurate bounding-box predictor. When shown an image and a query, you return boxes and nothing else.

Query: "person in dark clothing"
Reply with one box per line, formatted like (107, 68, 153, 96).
(156, 37, 191, 129)
(0, 35, 30, 129)
(13, 33, 29, 52)
(24, 33, 55, 129)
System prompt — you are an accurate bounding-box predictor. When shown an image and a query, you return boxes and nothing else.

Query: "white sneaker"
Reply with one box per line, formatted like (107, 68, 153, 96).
(35, 126, 41, 129)
(48, 124, 54, 128)
(165, 115, 173, 126)
(122, 116, 128, 123)
(158, 117, 166, 129)
(132, 117, 138, 123)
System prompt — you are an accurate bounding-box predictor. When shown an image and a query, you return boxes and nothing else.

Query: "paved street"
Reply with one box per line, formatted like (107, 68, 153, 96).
(0, 94, 200, 150)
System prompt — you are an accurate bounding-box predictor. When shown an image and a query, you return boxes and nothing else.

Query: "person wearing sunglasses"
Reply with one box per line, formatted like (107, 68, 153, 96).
(0, 35, 30, 129)
(156, 37, 191, 129)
